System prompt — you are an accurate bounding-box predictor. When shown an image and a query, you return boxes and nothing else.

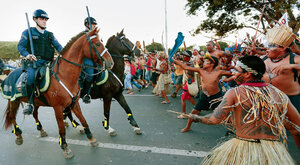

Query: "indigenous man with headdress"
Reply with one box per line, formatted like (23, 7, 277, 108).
(173, 54, 232, 133)
(262, 26, 300, 112)
(190, 55, 300, 165)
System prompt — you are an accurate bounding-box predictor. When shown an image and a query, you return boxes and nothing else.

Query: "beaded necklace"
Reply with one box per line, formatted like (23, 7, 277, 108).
(270, 52, 289, 63)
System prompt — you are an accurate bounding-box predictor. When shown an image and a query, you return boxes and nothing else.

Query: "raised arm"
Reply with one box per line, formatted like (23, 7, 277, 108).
(173, 59, 200, 73)
(189, 89, 235, 125)
(220, 70, 233, 77)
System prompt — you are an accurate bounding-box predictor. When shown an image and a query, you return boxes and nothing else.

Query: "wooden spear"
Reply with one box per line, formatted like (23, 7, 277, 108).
(251, 4, 266, 55)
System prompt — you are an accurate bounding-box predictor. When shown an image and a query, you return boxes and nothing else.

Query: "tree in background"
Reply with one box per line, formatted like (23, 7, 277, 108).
(218, 41, 229, 51)
(185, 0, 300, 37)
(145, 42, 165, 52)
(199, 46, 207, 52)
(0, 42, 19, 60)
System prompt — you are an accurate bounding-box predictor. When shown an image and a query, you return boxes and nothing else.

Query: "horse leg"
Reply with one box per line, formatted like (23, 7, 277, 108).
(32, 106, 48, 137)
(12, 122, 23, 145)
(3, 100, 23, 145)
(71, 102, 98, 146)
(53, 105, 74, 159)
(63, 114, 69, 127)
(114, 94, 142, 135)
(103, 97, 117, 136)
(65, 112, 84, 134)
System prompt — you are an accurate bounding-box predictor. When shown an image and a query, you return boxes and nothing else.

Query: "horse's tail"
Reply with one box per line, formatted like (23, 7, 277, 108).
(3, 99, 20, 130)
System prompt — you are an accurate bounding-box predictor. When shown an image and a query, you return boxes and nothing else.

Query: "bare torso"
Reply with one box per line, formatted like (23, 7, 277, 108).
(262, 55, 300, 95)
(199, 69, 221, 96)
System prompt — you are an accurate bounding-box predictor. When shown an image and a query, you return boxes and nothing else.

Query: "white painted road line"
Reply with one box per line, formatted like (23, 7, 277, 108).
(40, 137, 209, 157)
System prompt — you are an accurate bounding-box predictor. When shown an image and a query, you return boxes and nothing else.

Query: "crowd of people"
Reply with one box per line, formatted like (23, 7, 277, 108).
(123, 32, 300, 164)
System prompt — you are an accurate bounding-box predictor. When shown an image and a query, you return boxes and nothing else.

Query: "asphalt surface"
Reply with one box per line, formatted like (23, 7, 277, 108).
(0, 87, 299, 165)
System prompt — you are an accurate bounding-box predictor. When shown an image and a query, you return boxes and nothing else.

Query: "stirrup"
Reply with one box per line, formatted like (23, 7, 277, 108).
(23, 104, 34, 115)
(83, 94, 91, 104)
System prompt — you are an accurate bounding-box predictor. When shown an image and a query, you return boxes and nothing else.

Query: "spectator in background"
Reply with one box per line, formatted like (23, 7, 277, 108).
(145, 53, 152, 86)
(177, 70, 196, 119)
(153, 52, 171, 104)
(124, 60, 134, 95)
(171, 52, 184, 98)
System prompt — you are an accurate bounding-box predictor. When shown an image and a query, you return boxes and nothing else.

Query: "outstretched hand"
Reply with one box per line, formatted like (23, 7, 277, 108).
(188, 114, 201, 123)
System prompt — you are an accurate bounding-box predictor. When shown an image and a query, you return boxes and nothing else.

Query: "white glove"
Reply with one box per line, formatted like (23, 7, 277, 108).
(26, 54, 37, 61)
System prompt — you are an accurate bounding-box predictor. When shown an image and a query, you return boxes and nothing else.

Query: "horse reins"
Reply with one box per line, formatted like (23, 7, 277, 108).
(49, 33, 108, 109)
(116, 35, 136, 57)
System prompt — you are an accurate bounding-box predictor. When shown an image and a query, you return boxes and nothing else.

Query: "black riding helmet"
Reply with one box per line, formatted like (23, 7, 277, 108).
(84, 17, 97, 28)
(33, 9, 49, 20)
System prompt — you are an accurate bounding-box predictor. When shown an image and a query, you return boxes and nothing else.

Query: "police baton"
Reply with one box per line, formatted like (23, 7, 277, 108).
(25, 12, 36, 68)
(86, 6, 93, 31)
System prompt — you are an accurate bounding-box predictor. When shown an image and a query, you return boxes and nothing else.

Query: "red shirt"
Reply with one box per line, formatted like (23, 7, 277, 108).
(130, 64, 136, 76)
(146, 58, 151, 70)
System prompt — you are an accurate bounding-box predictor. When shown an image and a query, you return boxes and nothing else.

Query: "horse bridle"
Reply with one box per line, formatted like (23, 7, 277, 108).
(55, 33, 108, 77)
(116, 35, 136, 57)
(86, 33, 108, 68)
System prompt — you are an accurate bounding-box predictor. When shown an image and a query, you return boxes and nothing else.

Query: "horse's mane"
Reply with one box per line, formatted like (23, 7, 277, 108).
(105, 35, 115, 48)
(60, 32, 86, 54)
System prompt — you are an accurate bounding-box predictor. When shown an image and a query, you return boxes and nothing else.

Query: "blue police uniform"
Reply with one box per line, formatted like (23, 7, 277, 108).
(17, 27, 62, 115)
(18, 27, 62, 85)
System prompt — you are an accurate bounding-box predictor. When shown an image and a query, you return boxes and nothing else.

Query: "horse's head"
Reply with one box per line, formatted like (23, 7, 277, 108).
(83, 28, 114, 69)
(106, 29, 141, 59)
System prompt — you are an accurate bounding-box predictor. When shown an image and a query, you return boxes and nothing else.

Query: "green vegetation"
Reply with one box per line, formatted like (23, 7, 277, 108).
(185, 0, 300, 36)
(146, 42, 165, 52)
(0, 42, 20, 60)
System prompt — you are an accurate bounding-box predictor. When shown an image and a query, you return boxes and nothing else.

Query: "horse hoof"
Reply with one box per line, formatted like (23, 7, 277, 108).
(106, 127, 117, 136)
(133, 127, 142, 135)
(15, 136, 23, 145)
(63, 148, 74, 159)
(40, 129, 48, 137)
(63, 120, 69, 127)
(76, 126, 85, 134)
(89, 138, 99, 147)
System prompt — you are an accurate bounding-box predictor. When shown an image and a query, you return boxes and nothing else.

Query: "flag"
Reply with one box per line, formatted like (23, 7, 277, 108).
(168, 32, 184, 63)
(277, 12, 288, 26)
(215, 40, 221, 51)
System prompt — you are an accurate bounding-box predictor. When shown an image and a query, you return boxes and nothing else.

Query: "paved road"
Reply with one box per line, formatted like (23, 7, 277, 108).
(0, 87, 299, 165)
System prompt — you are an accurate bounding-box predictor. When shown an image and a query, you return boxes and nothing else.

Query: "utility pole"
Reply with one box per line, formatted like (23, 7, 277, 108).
(164, 0, 168, 55)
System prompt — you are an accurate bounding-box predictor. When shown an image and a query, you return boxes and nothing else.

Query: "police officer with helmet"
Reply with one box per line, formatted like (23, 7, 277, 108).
(17, 9, 62, 115)
(81, 16, 97, 103)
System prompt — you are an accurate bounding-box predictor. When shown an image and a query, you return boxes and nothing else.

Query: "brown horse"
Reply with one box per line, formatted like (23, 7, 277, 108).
(62, 29, 142, 136)
(2, 28, 113, 159)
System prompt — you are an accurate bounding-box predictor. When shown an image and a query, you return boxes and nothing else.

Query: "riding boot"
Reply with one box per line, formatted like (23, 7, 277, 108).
(83, 81, 92, 104)
(24, 84, 34, 115)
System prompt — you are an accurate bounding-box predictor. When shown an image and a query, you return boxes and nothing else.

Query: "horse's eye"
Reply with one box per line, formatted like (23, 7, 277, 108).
(95, 43, 101, 47)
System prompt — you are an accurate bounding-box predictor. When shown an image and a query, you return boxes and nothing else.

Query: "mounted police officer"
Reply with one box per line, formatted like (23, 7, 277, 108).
(81, 16, 97, 103)
(17, 9, 62, 115)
